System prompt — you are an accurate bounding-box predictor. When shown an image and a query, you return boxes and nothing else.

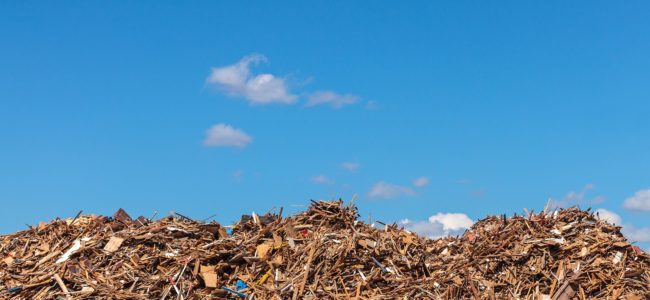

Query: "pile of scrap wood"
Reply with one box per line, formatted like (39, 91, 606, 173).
(1, 200, 648, 299)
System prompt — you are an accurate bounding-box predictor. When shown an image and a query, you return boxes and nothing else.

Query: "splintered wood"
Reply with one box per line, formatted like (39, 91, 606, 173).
(0, 200, 648, 299)
(102, 236, 124, 253)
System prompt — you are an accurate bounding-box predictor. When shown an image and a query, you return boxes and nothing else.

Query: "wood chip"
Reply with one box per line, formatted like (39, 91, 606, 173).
(103, 236, 124, 253)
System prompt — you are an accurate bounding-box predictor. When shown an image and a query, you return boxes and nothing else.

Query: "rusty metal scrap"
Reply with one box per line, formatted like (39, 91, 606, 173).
(1, 200, 648, 299)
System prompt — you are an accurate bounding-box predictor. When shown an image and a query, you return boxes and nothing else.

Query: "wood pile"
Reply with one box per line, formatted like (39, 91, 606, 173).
(1, 200, 648, 299)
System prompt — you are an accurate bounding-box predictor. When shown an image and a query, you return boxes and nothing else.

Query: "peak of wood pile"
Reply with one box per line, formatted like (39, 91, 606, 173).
(1, 200, 648, 299)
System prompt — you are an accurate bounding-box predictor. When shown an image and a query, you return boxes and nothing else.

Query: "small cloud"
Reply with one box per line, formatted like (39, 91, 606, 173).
(591, 196, 606, 205)
(365, 100, 378, 110)
(400, 219, 445, 238)
(367, 181, 415, 199)
(233, 169, 244, 180)
(456, 179, 472, 185)
(595, 208, 622, 225)
(203, 123, 253, 148)
(622, 225, 650, 243)
(311, 175, 334, 185)
(401, 213, 473, 238)
(549, 184, 603, 208)
(340, 162, 360, 172)
(469, 188, 487, 198)
(623, 189, 650, 212)
(412, 176, 429, 188)
(306, 91, 359, 108)
(206, 54, 296, 105)
(591, 208, 650, 243)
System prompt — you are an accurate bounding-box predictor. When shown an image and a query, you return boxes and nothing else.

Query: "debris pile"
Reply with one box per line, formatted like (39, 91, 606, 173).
(1, 200, 648, 299)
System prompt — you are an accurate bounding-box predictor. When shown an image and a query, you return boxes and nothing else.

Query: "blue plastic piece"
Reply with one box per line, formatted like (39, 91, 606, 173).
(222, 286, 246, 298)
(236, 279, 247, 290)
(0, 286, 22, 296)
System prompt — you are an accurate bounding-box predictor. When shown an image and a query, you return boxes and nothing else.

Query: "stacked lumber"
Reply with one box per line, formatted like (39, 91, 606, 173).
(1, 200, 648, 299)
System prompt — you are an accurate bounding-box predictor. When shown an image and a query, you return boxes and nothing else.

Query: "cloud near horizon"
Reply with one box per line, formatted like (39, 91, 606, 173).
(203, 123, 253, 148)
(548, 183, 605, 208)
(624, 225, 650, 243)
(595, 208, 622, 225)
(206, 54, 297, 105)
(593, 208, 650, 243)
(401, 212, 474, 238)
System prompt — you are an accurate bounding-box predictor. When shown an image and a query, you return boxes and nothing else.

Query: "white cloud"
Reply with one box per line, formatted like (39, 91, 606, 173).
(595, 208, 622, 225)
(593, 208, 650, 243)
(400, 219, 446, 238)
(367, 181, 415, 199)
(306, 91, 359, 108)
(206, 54, 296, 105)
(203, 123, 253, 148)
(206, 54, 366, 108)
(428, 213, 474, 231)
(365, 100, 378, 110)
(311, 175, 334, 185)
(623, 225, 650, 243)
(623, 189, 650, 212)
(340, 162, 360, 172)
(401, 213, 474, 238)
(412, 176, 429, 188)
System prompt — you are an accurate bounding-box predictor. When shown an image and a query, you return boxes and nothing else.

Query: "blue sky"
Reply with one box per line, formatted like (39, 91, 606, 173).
(1, 2, 649, 248)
